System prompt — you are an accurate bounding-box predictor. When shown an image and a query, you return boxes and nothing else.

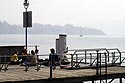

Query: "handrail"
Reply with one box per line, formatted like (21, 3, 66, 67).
(90, 58, 97, 66)
(68, 48, 107, 52)
(121, 58, 125, 63)
(65, 48, 125, 69)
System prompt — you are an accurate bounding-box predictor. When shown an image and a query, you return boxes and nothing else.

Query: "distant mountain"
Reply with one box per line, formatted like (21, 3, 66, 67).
(0, 21, 106, 35)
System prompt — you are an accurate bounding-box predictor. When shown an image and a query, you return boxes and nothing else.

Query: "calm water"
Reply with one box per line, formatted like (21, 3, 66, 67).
(0, 34, 125, 83)
(0, 34, 125, 53)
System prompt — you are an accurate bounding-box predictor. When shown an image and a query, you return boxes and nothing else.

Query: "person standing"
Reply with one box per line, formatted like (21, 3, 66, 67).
(49, 48, 58, 80)
(49, 48, 57, 70)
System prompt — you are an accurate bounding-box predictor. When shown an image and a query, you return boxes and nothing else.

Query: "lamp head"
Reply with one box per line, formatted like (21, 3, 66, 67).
(23, 0, 29, 9)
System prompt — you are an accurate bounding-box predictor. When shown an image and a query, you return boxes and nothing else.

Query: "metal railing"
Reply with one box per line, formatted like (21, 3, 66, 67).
(65, 48, 125, 69)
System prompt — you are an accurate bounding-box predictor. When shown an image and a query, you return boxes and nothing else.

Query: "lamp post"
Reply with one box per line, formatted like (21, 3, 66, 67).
(23, 0, 29, 49)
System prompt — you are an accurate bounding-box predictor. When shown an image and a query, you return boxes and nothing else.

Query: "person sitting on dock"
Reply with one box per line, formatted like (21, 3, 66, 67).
(60, 55, 70, 69)
(10, 50, 20, 65)
(28, 50, 38, 66)
(61, 55, 70, 65)
(20, 49, 28, 65)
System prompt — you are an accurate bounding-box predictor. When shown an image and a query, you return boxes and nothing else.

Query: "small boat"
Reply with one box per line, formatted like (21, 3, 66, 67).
(80, 30, 83, 37)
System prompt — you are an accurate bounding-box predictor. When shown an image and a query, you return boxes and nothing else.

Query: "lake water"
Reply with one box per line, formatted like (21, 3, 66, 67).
(0, 34, 125, 83)
(0, 34, 125, 53)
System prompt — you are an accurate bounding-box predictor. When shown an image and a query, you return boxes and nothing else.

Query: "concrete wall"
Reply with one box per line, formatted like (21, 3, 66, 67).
(0, 46, 24, 55)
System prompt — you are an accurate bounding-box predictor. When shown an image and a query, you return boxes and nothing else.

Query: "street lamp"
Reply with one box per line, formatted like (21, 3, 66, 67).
(23, 0, 29, 49)
(24, 0, 29, 9)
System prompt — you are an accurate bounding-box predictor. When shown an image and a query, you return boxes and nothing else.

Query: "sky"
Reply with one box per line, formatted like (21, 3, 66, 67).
(0, 0, 125, 36)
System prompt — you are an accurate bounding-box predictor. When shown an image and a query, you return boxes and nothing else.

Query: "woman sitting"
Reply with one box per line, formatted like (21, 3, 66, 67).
(10, 50, 20, 65)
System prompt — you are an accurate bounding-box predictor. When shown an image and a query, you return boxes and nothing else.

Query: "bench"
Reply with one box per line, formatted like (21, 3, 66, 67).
(0, 56, 10, 71)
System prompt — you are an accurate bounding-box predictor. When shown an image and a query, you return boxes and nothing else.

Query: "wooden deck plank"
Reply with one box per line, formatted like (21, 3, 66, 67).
(0, 65, 125, 83)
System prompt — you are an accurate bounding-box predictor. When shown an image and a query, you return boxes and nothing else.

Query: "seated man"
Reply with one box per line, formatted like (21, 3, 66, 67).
(10, 50, 20, 65)
(60, 55, 70, 69)
(28, 50, 38, 66)
(61, 55, 70, 65)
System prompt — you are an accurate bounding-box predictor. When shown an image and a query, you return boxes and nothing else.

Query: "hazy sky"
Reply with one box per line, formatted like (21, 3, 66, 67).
(0, 0, 125, 36)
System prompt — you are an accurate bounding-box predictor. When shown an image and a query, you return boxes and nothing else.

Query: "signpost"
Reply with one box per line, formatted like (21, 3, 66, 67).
(23, 11, 32, 27)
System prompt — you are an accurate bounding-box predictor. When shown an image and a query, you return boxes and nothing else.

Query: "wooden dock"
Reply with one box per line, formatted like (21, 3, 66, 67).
(0, 65, 125, 83)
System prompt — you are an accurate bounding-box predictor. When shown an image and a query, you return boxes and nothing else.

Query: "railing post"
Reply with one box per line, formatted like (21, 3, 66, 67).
(90, 53, 92, 64)
(71, 54, 74, 68)
(76, 54, 78, 64)
(4, 55, 7, 71)
(112, 52, 115, 64)
(117, 49, 122, 64)
(105, 52, 107, 83)
(119, 52, 122, 64)
(99, 53, 101, 83)
(96, 50, 99, 76)
(105, 49, 110, 62)
(85, 51, 87, 64)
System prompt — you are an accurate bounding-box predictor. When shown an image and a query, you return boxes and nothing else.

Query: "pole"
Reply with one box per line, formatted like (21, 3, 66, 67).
(100, 53, 101, 83)
(25, 8, 28, 49)
(105, 53, 107, 83)
(96, 50, 99, 76)
(120, 78, 122, 83)
(50, 54, 53, 80)
(23, 0, 29, 50)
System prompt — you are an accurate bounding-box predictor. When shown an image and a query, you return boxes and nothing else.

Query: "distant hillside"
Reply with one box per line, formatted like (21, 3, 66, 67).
(0, 21, 106, 35)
